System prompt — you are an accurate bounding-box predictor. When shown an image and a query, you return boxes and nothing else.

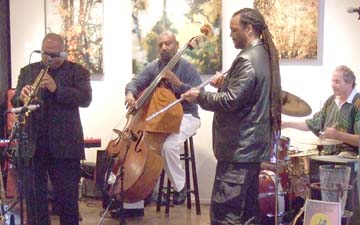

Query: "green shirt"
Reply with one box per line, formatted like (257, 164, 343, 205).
(305, 91, 360, 155)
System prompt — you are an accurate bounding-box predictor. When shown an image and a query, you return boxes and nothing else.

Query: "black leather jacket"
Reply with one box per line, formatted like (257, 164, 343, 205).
(197, 39, 271, 162)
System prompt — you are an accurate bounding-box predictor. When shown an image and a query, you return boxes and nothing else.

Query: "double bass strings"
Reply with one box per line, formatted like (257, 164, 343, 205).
(145, 70, 229, 122)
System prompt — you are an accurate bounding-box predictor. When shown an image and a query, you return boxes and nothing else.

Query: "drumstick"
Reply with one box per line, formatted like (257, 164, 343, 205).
(146, 71, 229, 122)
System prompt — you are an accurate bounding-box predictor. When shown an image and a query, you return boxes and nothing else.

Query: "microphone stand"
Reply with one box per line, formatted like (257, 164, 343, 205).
(4, 107, 40, 225)
(0, 119, 19, 224)
(97, 142, 132, 225)
(11, 111, 29, 225)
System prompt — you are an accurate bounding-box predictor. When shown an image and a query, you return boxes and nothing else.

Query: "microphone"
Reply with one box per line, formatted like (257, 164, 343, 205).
(34, 50, 67, 59)
(7, 104, 40, 114)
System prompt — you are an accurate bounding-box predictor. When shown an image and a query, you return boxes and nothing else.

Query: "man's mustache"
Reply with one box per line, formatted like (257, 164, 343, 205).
(160, 52, 172, 61)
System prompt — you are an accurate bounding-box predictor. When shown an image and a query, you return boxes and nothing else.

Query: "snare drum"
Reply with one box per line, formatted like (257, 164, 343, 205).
(258, 170, 286, 218)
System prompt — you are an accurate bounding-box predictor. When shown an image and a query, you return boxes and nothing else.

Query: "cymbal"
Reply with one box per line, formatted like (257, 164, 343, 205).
(282, 91, 312, 117)
(288, 149, 319, 157)
(299, 138, 342, 146)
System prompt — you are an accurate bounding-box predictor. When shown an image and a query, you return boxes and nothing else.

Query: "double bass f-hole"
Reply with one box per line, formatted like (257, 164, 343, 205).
(133, 130, 144, 153)
(112, 129, 143, 153)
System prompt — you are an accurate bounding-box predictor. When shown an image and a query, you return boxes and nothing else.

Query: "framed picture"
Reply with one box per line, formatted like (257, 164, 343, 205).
(131, 0, 222, 75)
(254, 0, 319, 60)
(45, 0, 103, 77)
(303, 199, 341, 225)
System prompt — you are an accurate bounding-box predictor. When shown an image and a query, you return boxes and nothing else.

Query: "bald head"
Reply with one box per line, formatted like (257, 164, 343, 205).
(42, 33, 65, 51)
(41, 33, 66, 69)
(157, 32, 179, 62)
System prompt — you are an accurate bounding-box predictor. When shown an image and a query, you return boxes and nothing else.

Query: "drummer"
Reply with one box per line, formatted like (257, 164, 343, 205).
(282, 65, 360, 157)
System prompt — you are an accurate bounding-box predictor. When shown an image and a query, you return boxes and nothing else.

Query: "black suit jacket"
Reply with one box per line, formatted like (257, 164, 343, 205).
(12, 61, 92, 159)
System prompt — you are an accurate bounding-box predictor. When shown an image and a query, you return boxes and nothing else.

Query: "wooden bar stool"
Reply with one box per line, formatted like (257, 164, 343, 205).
(156, 135, 201, 216)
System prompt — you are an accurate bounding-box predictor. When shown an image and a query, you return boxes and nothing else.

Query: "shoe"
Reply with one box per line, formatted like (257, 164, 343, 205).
(110, 207, 144, 218)
(173, 187, 186, 205)
(144, 191, 157, 206)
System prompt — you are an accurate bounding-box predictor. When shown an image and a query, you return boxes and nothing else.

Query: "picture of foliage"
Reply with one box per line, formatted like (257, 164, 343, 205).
(132, 0, 222, 75)
(254, 0, 318, 59)
(45, 0, 103, 75)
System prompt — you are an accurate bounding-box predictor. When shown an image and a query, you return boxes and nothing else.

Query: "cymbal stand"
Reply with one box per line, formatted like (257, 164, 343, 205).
(97, 142, 131, 225)
(274, 133, 281, 225)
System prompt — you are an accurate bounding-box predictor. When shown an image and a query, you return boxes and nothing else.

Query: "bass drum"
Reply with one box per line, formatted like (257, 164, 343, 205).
(258, 170, 286, 218)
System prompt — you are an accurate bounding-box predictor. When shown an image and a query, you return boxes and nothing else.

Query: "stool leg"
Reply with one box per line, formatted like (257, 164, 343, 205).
(165, 179, 172, 216)
(156, 170, 165, 212)
(189, 137, 201, 215)
(184, 138, 192, 209)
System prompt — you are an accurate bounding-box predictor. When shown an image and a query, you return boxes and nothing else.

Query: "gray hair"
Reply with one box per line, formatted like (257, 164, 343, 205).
(335, 65, 356, 87)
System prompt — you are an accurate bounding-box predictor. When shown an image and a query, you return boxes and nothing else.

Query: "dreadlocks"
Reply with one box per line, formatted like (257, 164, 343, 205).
(233, 8, 282, 147)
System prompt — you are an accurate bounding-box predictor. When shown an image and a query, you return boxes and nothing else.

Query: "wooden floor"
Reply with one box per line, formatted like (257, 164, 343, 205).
(2, 197, 360, 225)
(1, 197, 211, 225)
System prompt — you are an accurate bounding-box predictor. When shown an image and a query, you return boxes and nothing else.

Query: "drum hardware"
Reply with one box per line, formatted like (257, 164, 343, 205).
(288, 175, 311, 200)
(288, 149, 319, 158)
(274, 134, 283, 225)
(278, 136, 290, 162)
(310, 182, 352, 199)
(262, 135, 293, 224)
(281, 91, 312, 117)
(244, 216, 255, 225)
(288, 150, 319, 176)
(261, 135, 324, 224)
(299, 138, 342, 146)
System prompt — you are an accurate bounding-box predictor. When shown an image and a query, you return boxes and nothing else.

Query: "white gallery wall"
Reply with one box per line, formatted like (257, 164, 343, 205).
(10, 0, 360, 203)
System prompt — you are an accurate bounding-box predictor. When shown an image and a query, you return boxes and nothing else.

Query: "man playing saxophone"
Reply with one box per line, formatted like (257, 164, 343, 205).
(11, 33, 92, 225)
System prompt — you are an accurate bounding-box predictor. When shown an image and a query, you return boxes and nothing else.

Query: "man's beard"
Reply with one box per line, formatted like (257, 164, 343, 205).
(160, 52, 172, 63)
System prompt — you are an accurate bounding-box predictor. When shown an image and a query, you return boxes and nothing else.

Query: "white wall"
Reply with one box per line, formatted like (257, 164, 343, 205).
(10, 0, 360, 203)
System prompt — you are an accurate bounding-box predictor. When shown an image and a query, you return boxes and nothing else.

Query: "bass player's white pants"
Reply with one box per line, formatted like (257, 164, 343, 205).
(161, 114, 201, 192)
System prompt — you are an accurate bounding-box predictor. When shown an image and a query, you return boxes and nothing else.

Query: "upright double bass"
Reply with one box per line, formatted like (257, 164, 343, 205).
(106, 25, 211, 203)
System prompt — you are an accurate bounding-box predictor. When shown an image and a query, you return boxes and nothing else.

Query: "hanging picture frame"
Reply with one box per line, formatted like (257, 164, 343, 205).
(254, 0, 320, 60)
(131, 0, 222, 75)
(45, 0, 104, 78)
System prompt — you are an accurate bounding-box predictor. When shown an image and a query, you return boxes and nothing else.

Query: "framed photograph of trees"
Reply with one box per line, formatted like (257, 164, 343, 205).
(254, 0, 319, 60)
(131, 0, 222, 75)
(45, 0, 103, 77)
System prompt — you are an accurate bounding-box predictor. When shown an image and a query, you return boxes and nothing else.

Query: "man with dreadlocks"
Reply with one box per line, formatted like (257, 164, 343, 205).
(182, 8, 282, 225)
